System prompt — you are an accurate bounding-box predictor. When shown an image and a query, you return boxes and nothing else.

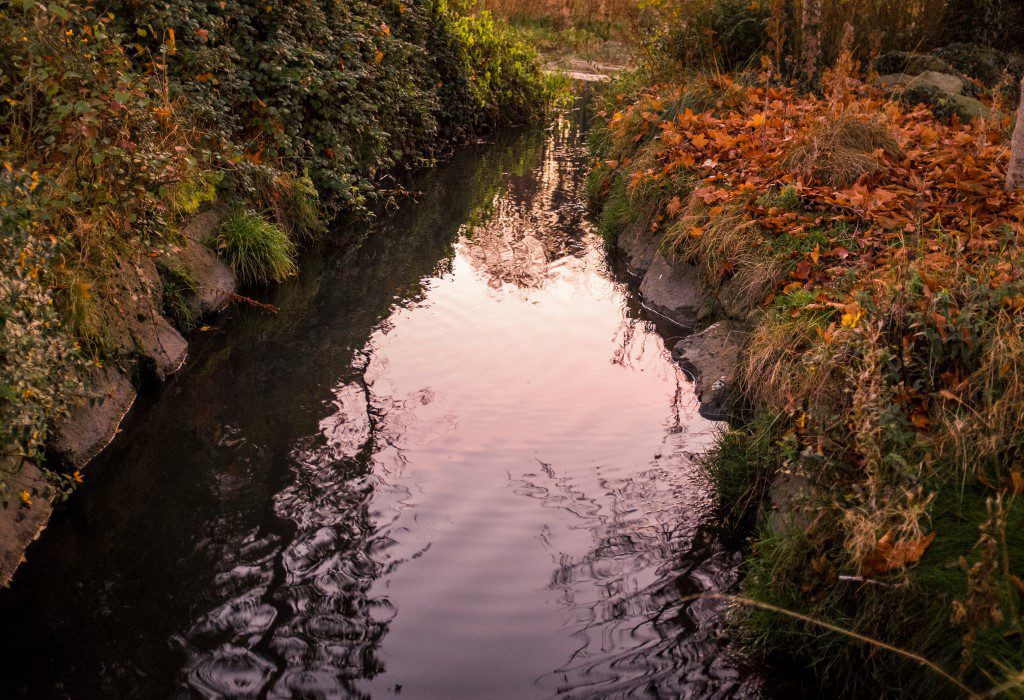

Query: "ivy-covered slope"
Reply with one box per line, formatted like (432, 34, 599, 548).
(0, 0, 553, 498)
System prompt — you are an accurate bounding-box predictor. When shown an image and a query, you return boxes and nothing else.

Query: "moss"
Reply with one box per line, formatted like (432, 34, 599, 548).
(170, 171, 220, 216)
(215, 209, 297, 286)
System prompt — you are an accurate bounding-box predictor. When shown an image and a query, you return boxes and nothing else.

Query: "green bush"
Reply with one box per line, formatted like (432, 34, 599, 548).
(106, 0, 550, 215)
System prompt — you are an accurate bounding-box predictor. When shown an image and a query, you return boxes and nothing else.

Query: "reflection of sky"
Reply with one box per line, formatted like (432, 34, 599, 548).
(176, 106, 761, 698)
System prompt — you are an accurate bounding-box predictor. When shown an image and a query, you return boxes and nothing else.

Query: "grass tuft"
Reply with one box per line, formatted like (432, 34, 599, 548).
(784, 113, 903, 187)
(215, 209, 297, 286)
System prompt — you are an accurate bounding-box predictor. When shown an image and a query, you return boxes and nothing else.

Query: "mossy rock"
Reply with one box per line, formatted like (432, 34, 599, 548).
(878, 72, 990, 123)
(932, 42, 1024, 91)
(874, 51, 953, 78)
(905, 83, 989, 123)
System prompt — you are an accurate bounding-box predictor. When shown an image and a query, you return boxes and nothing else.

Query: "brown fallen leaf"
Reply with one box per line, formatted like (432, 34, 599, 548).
(860, 531, 936, 577)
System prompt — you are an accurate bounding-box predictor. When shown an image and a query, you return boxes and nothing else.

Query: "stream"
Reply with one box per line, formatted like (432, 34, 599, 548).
(0, 95, 766, 698)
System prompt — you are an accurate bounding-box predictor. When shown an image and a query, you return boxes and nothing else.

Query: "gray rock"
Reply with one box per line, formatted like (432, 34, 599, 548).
(639, 255, 709, 328)
(672, 321, 743, 420)
(0, 457, 52, 585)
(52, 365, 136, 469)
(102, 255, 188, 379)
(129, 305, 189, 379)
(174, 208, 236, 315)
(873, 51, 956, 80)
(878, 70, 967, 96)
(616, 223, 664, 274)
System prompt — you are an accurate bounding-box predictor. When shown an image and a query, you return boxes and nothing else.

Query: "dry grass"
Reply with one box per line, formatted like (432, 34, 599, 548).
(784, 113, 903, 187)
(935, 295, 1024, 486)
(478, 0, 635, 26)
(660, 193, 780, 316)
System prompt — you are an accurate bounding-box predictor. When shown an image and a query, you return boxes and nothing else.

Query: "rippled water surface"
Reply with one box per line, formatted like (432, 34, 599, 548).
(0, 98, 764, 698)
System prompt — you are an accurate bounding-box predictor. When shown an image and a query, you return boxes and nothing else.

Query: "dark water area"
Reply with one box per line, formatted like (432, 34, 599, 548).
(0, 96, 767, 698)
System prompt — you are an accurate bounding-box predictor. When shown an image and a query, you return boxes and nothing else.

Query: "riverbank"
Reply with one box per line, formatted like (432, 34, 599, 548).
(588, 48, 1024, 695)
(0, 0, 559, 583)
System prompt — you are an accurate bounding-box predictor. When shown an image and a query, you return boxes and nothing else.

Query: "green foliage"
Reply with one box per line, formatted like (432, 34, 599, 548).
(157, 260, 201, 332)
(216, 209, 297, 286)
(277, 173, 329, 243)
(107, 0, 549, 215)
(449, 9, 551, 129)
(0, 174, 82, 488)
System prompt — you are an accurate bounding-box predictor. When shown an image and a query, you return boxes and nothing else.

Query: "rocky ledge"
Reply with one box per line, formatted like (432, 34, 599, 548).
(0, 206, 236, 585)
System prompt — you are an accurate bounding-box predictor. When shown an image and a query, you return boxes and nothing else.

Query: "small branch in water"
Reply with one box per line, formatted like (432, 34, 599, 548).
(680, 592, 981, 698)
(229, 292, 279, 313)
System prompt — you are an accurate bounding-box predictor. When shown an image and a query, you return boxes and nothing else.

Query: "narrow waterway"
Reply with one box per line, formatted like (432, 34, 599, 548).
(0, 97, 764, 698)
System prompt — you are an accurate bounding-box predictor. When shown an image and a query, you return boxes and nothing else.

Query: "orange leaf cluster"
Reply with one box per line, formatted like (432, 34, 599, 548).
(615, 74, 1024, 242)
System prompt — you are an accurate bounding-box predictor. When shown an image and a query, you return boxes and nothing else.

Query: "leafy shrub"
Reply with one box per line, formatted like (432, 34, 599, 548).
(0, 174, 82, 488)
(216, 209, 297, 286)
(449, 9, 552, 128)
(107, 0, 550, 215)
(656, 0, 770, 70)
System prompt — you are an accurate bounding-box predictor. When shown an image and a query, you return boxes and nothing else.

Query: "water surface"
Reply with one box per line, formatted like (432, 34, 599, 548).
(0, 98, 762, 698)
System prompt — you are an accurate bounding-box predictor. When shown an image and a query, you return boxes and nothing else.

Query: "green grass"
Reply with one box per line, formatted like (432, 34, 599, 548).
(280, 173, 328, 243)
(215, 209, 297, 286)
(703, 412, 785, 530)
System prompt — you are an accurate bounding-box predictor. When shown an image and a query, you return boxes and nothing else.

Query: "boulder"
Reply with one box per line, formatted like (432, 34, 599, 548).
(873, 51, 957, 80)
(616, 224, 664, 274)
(878, 71, 989, 123)
(672, 321, 743, 420)
(0, 457, 53, 585)
(95, 253, 188, 379)
(171, 207, 236, 316)
(51, 365, 136, 469)
(932, 43, 1024, 89)
(639, 255, 710, 328)
(878, 70, 968, 96)
(127, 303, 189, 379)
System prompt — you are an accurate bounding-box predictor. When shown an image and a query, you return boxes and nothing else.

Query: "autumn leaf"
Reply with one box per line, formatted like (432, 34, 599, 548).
(860, 531, 936, 577)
